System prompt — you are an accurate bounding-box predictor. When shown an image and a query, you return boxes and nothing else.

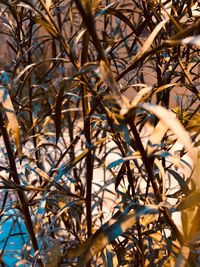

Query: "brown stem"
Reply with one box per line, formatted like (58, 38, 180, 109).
(81, 30, 94, 241)
(0, 111, 43, 267)
(74, 0, 108, 63)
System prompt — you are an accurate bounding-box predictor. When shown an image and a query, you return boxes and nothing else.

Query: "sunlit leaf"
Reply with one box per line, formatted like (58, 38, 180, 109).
(107, 153, 141, 170)
(190, 155, 200, 190)
(25, 162, 52, 182)
(141, 19, 168, 54)
(185, 112, 200, 133)
(130, 85, 153, 108)
(154, 83, 178, 94)
(95, 1, 117, 17)
(45, 0, 52, 11)
(176, 190, 200, 211)
(0, 85, 22, 159)
(34, 17, 58, 38)
(13, 63, 36, 85)
(147, 119, 168, 155)
(141, 103, 197, 167)
(127, 19, 168, 68)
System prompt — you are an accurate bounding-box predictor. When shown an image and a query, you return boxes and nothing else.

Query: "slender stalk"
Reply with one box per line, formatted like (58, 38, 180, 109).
(74, 0, 107, 63)
(0, 111, 43, 267)
(27, 14, 43, 179)
(81, 30, 94, 243)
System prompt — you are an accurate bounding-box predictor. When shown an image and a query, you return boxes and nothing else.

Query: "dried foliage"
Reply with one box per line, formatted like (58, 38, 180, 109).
(0, 0, 199, 266)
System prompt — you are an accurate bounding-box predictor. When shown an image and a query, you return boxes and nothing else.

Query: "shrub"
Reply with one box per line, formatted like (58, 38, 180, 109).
(0, 0, 199, 266)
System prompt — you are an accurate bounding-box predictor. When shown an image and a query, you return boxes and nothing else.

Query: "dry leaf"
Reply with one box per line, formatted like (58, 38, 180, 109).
(141, 103, 198, 180)
(176, 190, 200, 211)
(0, 85, 22, 159)
(128, 19, 168, 67)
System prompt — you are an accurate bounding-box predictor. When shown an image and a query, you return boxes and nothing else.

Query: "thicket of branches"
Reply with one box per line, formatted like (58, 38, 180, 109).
(0, 0, 199, 266)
